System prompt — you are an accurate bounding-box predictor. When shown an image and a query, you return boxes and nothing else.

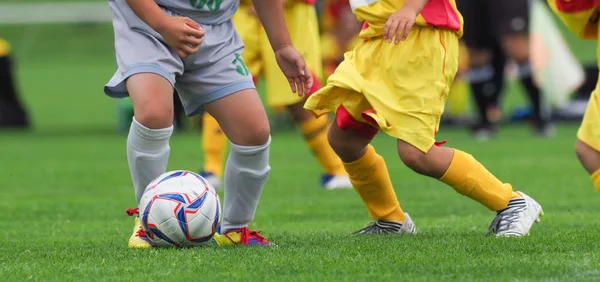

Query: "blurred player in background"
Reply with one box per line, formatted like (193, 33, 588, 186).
(0, 38, 30, 129)
(549, 0, 600, 192)
(457, 0, 554, 139)
(199, 0, 352, 190)
(105, 0, 312, 247)
(320, 0, 362, 77)
(304, 0, 543, 236)
(443, 41, 471, 122)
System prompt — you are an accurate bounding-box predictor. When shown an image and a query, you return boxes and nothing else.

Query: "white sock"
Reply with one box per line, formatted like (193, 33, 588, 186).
(127, 117, 173, 205)
(221, 136, 271, 232)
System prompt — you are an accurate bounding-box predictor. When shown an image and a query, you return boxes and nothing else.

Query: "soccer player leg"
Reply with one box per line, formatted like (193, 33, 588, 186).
(494, 0, 553, 136)
(304, 51, 414, 235)
(197, 6, 263, 189)
(575, 90, 600, 191)
(389, 29, 542, 237)
(328, 111, 415, 235)
(203, 88, 272, 246)
(124, 74, 175, 250)
(104, 2, 183, 248)
(176, 22, 271, 246)
(290, 102, 352, 189)
(126, 74, 175, 200)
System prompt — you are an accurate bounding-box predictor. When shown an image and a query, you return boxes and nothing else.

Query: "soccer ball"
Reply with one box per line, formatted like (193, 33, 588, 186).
(139, 170, 221, 247)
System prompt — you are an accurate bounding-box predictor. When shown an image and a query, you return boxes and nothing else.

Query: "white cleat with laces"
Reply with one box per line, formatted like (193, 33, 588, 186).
(488, 192, 544, 237)
(354, 213, 417, 235)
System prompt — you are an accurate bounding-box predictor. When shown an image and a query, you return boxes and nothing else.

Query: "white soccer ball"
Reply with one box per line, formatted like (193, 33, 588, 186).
(139, 170, 221, 247)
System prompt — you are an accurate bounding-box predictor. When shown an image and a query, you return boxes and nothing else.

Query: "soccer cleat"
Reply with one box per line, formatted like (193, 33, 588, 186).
(487, 192, 544, 237)
(354, 213, 417, 235)
(126, 208, 155, 248)
(321, 174, 353, 190)
(213, 227, 274, 246)
(199, 170, 222, 190)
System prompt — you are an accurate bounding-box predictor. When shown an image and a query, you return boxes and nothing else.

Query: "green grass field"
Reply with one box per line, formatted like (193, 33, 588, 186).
(1, 22, 600, 281)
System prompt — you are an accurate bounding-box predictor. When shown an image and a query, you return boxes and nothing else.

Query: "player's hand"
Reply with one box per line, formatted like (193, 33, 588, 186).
(274, 45, 313, 97)
(156, 17, 205, 59)
(384, 5, 418, 44)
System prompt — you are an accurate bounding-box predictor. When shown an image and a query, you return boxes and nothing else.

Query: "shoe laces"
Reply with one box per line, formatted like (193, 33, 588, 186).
(135, 227, 148, 238)
(126, 208, 139, 216)
(354, 222, 380, 234)
(228, 227, 269, 245)
(489, 203, 527, 235)
(126, 208, 148, 238)
(354, 220, 403, 234)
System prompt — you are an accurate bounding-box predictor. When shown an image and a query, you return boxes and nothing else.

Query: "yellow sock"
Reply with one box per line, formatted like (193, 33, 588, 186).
(343, 145, 406, 222)
(300, 115, 346, 175)
(440, 149, 517, 211)
(201, 113, 227, 177)
(591, 169, 600, 192)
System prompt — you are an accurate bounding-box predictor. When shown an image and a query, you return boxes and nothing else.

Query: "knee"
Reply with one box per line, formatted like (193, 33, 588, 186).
(327, 129, 349, 155)
(238, 120, 271, 146)
(134, 101, 173, 129)
(397, 143, 428, 174)
(327, 128, 366, 162)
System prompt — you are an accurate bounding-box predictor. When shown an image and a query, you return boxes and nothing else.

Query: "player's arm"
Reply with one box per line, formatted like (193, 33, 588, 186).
(251, 0, 313, 96)
(384, 0, 429, 44)
(124, 0, 204, 58)
(250, 0, 292, 52)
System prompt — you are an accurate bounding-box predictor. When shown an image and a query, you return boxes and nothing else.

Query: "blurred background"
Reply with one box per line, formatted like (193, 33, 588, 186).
(0, 0, 597, 137)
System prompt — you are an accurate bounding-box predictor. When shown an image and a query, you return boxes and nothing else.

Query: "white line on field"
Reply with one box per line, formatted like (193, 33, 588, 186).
(0, 2, 111, 24)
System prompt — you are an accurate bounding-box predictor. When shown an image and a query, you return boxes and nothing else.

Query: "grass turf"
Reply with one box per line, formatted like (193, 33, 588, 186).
(3, 125, 600, 281)
(1, 23, 600, 281)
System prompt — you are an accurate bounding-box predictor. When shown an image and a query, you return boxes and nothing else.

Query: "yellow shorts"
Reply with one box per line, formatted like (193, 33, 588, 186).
(578, 87, 600, 151)
(304, 26, 459, 153)
(233, 3, 323, 107)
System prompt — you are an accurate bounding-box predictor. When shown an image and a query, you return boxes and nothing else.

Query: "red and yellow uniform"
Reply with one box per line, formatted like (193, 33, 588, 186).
(320, 0, 363, 77)
(549, 0, 600, 150)
(305, 0, 463, 153)
(305, 1, 529, 224)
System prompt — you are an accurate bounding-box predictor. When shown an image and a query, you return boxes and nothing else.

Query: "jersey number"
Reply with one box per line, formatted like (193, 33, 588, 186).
(233, 53, 250, 76)
(189, 0, 222, 11)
